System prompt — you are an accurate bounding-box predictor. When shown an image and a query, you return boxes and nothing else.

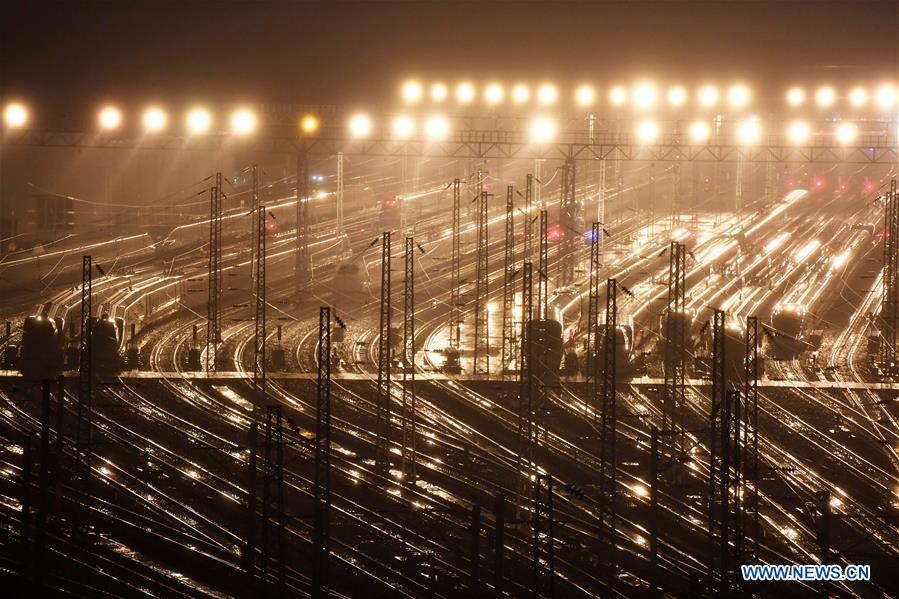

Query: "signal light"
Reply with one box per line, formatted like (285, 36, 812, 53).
(549, 226, 563, 242)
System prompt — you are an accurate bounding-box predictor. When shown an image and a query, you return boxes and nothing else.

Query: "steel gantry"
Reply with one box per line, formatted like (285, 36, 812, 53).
(524, 173, 535, 264)
(559, 158, 578, 286)
(402, 237, 417, 481)
(502, 185, 517, 374)
(376, 232, 392, 471)
(598, 278, 618, 563)
(450, 179, 462, 350)
(474, 187, 491, 374)
(295, 146, 311, 288)
(313, 307, 332, 597)
(206, 172, 223, 372)
(663, 241, 687, 454)
(77, 255, 92, 468)
(12, 126, 899, 163)
(881, 179, 899, 372)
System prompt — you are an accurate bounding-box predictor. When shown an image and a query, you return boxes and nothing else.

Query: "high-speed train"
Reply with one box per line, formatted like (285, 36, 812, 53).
(90, 314, 127, 374)
(581, 323, 637, 378)
(17, 315, 66, 380)
(767, 303, 810, 359)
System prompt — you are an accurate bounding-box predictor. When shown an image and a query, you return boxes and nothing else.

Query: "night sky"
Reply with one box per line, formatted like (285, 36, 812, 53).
(2, 0, 898, 124)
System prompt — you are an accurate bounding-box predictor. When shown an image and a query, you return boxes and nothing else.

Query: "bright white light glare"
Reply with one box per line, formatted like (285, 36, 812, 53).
(688, 121, 710, 142)
(425, 115, 449, 139)
(835, 122, 857, 144)
(537, 83, 558, 105)
(609, 86, 627, 106)
(575, 85, 596, 106)
(786, 87, 805, 106)
(848, 87, 868, 107)
(507, 84, 528, 105)
(402, 80, 423, 103)
(667, 86, 687, 107)
(485, 83, 504, 105)
(876, 84, 898, 108)
(816, 86, 836, 108)
(430, 83, 448, 102)
(728, 84, 751, 108)
(142, 107, 167, 132)
(530, 116, 556, 142)
(230, 108, 256, 135)
(99, 106, 122, 130)
(698, 85, 719, 108)
(348, 113, 372, 137)
(633, 82, 657, 108)
(632, 484, 649, 497)
(3, 103, 28, 128)
(787, 120, 811, 144)
(186, 107, 212, 134)
(737, 118, 761, 144)
(393, 115, 414, 137)
(636, 120, 659, 143)
(456, 82, 475, 104)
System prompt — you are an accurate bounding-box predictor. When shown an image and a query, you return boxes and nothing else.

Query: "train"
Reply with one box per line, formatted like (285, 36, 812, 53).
(378, 197, 403, 232)
(17, 315, 66, 380)
(581, 323, 637, 379)
(767, 303, 810, 359)
(90, 314, 126, 374)
(695, 320, 747, 385)
(524, 319, 563, 388)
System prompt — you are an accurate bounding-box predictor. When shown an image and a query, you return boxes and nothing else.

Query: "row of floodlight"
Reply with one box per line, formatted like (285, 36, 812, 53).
(399, 80, 899, 110)
(1, 102, 262, 135)
(1, 102, 890, 145)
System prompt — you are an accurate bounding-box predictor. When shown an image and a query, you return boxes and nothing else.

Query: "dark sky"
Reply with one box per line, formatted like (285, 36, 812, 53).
(2, 0, 898, 121)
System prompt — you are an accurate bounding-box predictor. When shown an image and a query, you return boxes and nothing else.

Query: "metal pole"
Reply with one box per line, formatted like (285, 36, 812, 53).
(77, 255, 92, 469)
(559, 158, 577, 286)
(502, 185, 516, 374)
(517, 262, 534, 521)
(532, 473, 555, 598)
(600, 278, 617, 563)
(376, 233, 392, 471)
(402, 237, 416, 482)
(474, 188, 490, 374)
(253, 166, 267, 394)
(450, 179, 462, 350)
(296, 146, 311, 287)
(709, 309, 726, 579)
(494, 494, 505, 596)
(650, 425, 659, 569)
(314, 307, 332, 597)
(207, 173, 222, 372)
(538, 210, 549, 320)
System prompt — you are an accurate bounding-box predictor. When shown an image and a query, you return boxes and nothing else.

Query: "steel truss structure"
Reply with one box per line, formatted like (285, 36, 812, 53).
(663, 241, 687, 454)
(314, 307, 332, 597)
(559, 158, 578, 286)
(77, 255, 92, 468)
(402, 237, 417, 480)
(473, 188, 491, 374)
(881, 179, 899, 371)
(206, 172, 223, 372)
(376, 232, 392, 471)
(10, 128, 899, 164)
(599, 278, 618, 561)
(501, 185, 517, 374)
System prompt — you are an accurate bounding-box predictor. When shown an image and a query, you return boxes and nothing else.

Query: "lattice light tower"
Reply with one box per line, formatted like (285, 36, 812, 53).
(473, 188, 490, 374)
(77, 255, 92, 467)
(402, 237, 417, 481)
(538, 210, 549, 320)
(517, 262, 534, 520)
(708, 309, 727, 580)
(559, 158, 578, 286)
(296, 146, 312, 287)
(253, 166, 267, 395)
(501, 185, 517, 374)
(663, 241, 687, 453)
(450, 178, 462, 350)
(585, 222, 602, 419)
(599, 278, 618, 561)
(881, 179, 899, 372)
(376, 232, 392, 471)
(313, 307, 332, 597)
(206, 172, 223, 372)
